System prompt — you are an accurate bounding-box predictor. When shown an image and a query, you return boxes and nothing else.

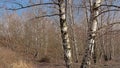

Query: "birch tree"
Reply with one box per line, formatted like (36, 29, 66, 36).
(58, 0, 72, 68)
(80, 0, 102, 68)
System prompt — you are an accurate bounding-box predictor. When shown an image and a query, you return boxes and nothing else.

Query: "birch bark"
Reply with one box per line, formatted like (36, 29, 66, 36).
(58, 0, 72, 68)
(80, 0, 102, 68)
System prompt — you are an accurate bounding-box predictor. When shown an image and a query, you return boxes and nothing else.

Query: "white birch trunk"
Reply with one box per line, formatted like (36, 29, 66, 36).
(80, 0, 102, 68)
(58, 0, 72, 68)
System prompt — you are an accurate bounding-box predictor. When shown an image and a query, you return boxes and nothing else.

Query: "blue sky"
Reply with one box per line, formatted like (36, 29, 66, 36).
(0, 0, 50, 16)
(0, 0, 120, 22)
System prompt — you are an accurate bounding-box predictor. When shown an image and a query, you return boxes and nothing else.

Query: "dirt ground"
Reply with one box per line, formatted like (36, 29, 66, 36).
(36, 58, 120, 68)
(0, 46, 120, 68)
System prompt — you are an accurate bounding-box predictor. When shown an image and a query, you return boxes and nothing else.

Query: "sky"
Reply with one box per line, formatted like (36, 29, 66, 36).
(0, 0, 120, 23)
(0, 0, 50, 16)
(0, 0, 120, 14)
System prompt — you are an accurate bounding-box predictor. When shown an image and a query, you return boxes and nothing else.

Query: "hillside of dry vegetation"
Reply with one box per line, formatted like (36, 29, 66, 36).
(0, 32, 120, 68)
(0, 13, 120, 68)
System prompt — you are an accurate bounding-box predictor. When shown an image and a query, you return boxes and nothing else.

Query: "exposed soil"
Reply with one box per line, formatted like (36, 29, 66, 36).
(36, 58, 120, 68)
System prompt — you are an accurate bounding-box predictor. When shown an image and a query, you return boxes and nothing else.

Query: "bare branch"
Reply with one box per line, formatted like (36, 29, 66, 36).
(97, 22, 120, 31)
(6, 3, 58, 10)
(95, 22, 120, 40)
(29, 14, 60, 21)
(94, 9, 120, 19)
(0, 1, 24, 8)
(100, 4, 120, 8)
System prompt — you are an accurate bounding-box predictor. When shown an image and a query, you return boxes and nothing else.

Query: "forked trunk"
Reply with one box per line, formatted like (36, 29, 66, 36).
(80, 0, 102, 68)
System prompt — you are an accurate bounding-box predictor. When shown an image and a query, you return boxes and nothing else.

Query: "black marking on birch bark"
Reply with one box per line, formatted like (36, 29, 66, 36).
(80, 0, 102, 68)
(59, 0, 72, 68)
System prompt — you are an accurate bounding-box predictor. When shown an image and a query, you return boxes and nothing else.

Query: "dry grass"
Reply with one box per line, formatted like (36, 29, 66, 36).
(0, 47, 17, 68)
(0, 47, 36, 68)
(11, 60, 34, 68)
